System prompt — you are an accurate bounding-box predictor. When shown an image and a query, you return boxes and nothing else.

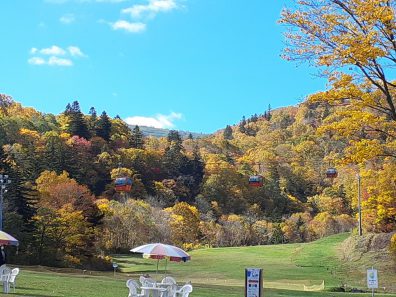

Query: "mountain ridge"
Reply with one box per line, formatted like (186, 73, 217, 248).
(129, 125, 208, 139)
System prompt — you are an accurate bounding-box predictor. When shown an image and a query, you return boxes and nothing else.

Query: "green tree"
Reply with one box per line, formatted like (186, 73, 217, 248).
(88, 106, 97, 136)
(239, 116, 246, 133)
(223, 125, 233, 140)
(131, 125, 144, 149)
(167, 130, 182, 146)
(64, 101, 90, 139)
(96, 111, 112, 141)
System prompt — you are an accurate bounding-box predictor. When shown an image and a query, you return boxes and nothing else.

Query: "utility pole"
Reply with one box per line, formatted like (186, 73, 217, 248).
(0, 174, 11, 231)
(357, 173, 362, 236)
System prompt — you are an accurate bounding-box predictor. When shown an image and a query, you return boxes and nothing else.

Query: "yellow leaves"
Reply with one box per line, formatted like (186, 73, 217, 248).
(226, 214, 244, 223)
(345, 139, 384, 163)
(19, 128, 40, 140)
(95, 198, 110, 215)
(110, 167, 133, 179)
(281, 0, 395, 71)
(203, 154, 234, 175)
(166, 202, 200, 246)
(358, 162, 396, 232)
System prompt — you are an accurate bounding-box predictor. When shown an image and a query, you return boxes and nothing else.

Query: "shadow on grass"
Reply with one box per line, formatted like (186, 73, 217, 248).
(117, 259, 152, 266)
(11, 292, 57, 297)
(191, 283, 396, 297)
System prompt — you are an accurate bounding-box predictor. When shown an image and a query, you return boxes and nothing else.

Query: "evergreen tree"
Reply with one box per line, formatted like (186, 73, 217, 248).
(188, 133, 193, 140)
(96, 111, 112, 141)
(223, 125, 233, 140)
(64, 101, 90, 139)
(42, 132, 69, 173)
(64, 103, 72, 115)
(263, 111, 268, 120)
(88, 107, 97, 119)
(5, 166, 37, 226)
(88, 107, 97, 136)
(189, 144, 204, 198)
(239, 116, 246, 133)
(251, 113, 258, 122)
(167, 130, 182, 145)
(163, 131, 188, 177)
(131, 125, 144, 149)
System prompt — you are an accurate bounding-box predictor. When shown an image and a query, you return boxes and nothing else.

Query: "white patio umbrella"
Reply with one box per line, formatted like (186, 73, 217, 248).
(130, 243, 191, 274)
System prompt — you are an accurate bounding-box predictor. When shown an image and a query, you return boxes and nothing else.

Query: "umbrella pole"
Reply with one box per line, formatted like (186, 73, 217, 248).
(156, 258, 159, 276)
(165, 258, 168, 276)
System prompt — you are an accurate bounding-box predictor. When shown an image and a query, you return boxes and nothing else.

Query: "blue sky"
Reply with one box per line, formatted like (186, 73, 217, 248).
(0, 0, 327, 133)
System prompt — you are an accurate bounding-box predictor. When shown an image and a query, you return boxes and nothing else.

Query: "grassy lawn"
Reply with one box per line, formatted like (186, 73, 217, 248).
(2, 233, 395, 297)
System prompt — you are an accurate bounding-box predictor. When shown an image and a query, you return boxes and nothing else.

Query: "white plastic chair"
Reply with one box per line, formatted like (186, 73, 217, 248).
(160, 283, 177, 297)
(126, 279, 146, 297)
(161, 276, 176, 285)
(160, 276, 178, 297)
(8, 268, 19, 292)
(1, 267, 11, 293)
(139, 276, 156, 287)
(0, 264, 7, 276)
(175, 284, 193, 297)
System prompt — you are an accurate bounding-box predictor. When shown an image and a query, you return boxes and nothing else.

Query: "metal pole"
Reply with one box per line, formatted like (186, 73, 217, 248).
(0, 174, 11, 232)
(357, 173, 362, 236)
(371, 266, 375, 297)
(0, 185, 3, 231)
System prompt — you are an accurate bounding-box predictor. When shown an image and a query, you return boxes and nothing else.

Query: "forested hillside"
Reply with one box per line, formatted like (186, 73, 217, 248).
(0, 91, 395, 269)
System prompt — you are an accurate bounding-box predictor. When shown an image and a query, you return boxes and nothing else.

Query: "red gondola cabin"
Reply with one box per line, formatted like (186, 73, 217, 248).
(326, 168, 338, 179)
(115, 177, 133, 192)
(249, 175, 264, 187)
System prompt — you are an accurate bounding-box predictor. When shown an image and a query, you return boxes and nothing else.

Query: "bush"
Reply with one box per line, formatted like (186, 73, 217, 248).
(328, 286, 345, 292)
(83, 255, 113, 271)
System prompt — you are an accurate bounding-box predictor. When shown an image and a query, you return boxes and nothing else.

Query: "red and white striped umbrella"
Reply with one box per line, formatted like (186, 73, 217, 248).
(131, 243, 190, 262)
(0, 231, 18, 246)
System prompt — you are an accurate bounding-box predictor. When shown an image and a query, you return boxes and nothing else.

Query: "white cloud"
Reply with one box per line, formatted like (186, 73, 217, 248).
(124, 112, 182, 129)
(48, 56, 73, 66)
(60, 14, 75, 24)
(28, 45, 85, 67)
(40, 45, 67, 56)
(28, 56, 73, 66)
(122, 0, 179, 19)
(68, 46, 86, 57)
(28, 57, 46, 65)
(111, 20, 146, 33)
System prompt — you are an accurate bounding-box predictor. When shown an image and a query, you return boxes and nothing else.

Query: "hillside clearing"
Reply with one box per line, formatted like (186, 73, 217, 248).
(3, 233, 395, 297)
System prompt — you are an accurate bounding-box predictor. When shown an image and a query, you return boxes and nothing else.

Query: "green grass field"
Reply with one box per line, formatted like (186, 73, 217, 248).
(2, 233, 395, 297)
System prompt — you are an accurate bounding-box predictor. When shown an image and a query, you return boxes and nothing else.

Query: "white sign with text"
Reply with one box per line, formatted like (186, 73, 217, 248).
(367, 268, 378, 289)
(245, 268, 262, 297)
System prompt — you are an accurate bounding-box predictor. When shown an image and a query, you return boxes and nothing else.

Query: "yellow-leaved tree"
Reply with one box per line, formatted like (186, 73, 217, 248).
(280, 0, 396, 161)
(281, 0, 396, 232)
(165, 202, 200, 249)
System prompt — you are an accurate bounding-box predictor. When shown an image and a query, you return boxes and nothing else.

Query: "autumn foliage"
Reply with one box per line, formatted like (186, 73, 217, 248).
(0, 0, 395, 268)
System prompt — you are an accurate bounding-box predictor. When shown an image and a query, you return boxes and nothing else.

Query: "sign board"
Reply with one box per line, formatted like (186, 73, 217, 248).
(112, 263, 118, 269)
(367, 268, 378, 289)
(245, 268, 263, 297)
